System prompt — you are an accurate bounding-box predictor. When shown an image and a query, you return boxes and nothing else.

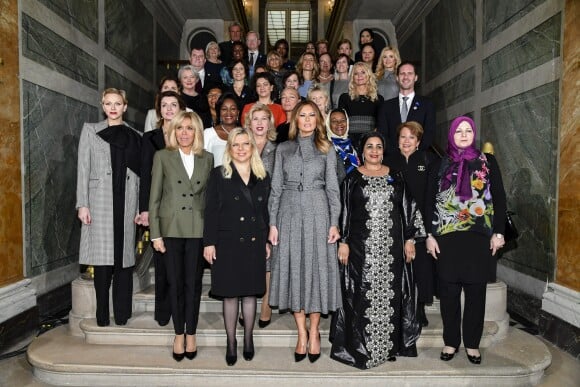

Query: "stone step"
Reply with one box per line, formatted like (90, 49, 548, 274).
(133, 283, 223, 313)
(79, 310, 501, 349)
(28, 325, 551, 386)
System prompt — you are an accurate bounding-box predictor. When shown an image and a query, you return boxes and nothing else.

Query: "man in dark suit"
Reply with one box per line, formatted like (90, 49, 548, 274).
(219, 22, 243, 66)
(190, 45, 222, 94)
(246, 31, 266, 78)
(377, 61, 436, 155)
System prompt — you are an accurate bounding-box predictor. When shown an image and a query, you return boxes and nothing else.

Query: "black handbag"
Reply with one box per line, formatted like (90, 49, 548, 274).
(504, 210, 519, 242)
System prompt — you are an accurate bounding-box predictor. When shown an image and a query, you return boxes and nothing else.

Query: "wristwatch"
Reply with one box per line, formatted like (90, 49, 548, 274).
(495, 233, 504, 239)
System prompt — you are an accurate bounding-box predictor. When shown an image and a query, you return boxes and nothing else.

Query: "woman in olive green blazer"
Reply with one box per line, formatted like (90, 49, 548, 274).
(149, 111, 214, 361)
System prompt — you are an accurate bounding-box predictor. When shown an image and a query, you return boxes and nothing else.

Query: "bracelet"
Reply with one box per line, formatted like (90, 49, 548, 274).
(405, 239, 415, 244)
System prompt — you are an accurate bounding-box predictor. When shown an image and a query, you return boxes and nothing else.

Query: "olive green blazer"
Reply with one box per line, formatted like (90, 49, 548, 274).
(149, 148, 213, 239)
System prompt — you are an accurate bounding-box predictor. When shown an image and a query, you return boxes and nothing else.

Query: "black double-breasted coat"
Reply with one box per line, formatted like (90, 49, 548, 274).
(204, 165, 270, 297)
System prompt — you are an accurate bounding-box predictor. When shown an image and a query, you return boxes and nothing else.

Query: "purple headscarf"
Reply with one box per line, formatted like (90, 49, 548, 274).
(441, 116, 480, 201)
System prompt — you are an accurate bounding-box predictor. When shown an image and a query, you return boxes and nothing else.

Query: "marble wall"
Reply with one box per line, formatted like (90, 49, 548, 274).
(0, 0, 24, 287)
(424, 0, 475, 82)
(481, 81, 559, 279)
(399, 0, 563, 291)
(105, 0, 154, 81)
(23, 81, 98, 277)
(18, 0, 179, 283)
(37, 0, 98, 41)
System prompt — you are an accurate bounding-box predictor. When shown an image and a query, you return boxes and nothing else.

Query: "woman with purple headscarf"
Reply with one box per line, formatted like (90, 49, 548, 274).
(424, 116, 507, 365)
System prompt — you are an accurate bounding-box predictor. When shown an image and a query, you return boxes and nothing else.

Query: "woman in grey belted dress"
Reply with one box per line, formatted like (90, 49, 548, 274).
(268, 100, 342, 363)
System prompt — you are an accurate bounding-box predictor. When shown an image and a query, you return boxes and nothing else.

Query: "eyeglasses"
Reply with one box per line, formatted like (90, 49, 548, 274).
(330, 119, 347, 125)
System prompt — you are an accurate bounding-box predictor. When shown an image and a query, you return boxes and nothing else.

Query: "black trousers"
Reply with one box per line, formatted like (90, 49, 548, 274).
(163, 237, 204, 335)
(153, 250, 172, 325)
(412, 241, 435, 304)
(93, 265, 133, 326)
(438, 279, 487, 349)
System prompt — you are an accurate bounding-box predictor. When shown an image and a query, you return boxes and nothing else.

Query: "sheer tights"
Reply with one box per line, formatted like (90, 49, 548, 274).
(223, 296, 257, 355)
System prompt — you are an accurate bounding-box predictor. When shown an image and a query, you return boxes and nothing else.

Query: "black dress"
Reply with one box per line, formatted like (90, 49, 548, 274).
(330, 169, 424, 369)
(203, 166, 270, 297)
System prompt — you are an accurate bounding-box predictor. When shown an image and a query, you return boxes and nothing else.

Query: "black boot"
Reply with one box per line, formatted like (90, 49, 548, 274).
(417, 302, 429, 327)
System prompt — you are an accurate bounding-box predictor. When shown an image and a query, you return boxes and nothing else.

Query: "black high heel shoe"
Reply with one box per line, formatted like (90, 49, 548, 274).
(440, 346, 459, 361)
(308, 333, 321, 363)
(226, 339, 237, 366)
(294, 332, 308, 362)
(258, 319, 271, 328)
(243, 338, 255, 361)
(185, 335, 197, 360)
(466, 349, 481, 364)
(172, 336, 185, 362)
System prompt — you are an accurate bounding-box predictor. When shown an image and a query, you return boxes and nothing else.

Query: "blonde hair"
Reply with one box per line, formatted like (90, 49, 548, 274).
(244, 103, 277, 142)
(221, 128, 267, 180)
(375, 46, 401, 80)
(165, 111, 204, 155)
(288, 101, 331, 154)
(101, 88, 127, 104)
(348, 62, 379, 102)
(205, 41, 221, 58)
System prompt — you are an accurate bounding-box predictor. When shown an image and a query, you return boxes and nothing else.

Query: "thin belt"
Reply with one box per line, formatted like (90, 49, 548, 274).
(283, 182, 325, 191)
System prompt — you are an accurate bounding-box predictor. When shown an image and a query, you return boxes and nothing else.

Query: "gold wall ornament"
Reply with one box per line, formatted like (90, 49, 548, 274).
(482, 142, 494, 155)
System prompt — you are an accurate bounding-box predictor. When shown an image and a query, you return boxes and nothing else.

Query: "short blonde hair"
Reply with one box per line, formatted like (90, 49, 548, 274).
(244, 103, 277, 142)
(348, 62, 379, 102)
(166, 111, 204, 155)
(397, 121, 424, 141)
(205, 41, 220, 57)
(101, 88, 127, 104)
(375, 46, 401, 80)
(222, 128, 267, 180)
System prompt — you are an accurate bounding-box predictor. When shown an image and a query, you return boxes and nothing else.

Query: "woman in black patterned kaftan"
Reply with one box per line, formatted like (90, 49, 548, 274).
(330, 132, 424, 369)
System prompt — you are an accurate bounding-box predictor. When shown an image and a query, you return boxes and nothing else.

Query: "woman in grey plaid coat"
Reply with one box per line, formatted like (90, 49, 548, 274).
(76, 88, 141, 327)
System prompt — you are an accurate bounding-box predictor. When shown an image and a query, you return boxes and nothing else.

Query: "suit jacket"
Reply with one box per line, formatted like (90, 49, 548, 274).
(76, 120, 141, 267)
(376, 95, 436, 155)
(218, 40, 235, 68)
(149, 149, 214, 239)
(248, 52, 267, 78)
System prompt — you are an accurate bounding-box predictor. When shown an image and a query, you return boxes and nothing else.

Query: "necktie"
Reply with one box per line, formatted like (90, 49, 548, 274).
(249, 52, 254, 67)
(401, 96, 409, 122)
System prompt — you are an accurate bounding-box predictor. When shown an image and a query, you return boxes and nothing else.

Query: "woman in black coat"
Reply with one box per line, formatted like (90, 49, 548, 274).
(203, 128, 271, 366)
(384, 121, 437, 327)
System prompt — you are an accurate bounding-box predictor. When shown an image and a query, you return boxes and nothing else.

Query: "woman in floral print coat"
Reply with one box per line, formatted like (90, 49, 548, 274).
(424, 116, 507, 365)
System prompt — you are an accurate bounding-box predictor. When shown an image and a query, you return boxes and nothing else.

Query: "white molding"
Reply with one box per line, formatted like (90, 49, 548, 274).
(542, 283, 580, 328)
(497, 264, 547, 299)
(30, 262, 79, 296)
(0, 279, 37, 324)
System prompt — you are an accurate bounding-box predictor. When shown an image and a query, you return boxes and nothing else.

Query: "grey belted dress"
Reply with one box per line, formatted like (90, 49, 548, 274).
(268, 135, 342, 314)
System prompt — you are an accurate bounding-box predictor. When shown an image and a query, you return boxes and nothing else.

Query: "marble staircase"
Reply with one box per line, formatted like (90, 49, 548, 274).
(27, 269, 552, 386)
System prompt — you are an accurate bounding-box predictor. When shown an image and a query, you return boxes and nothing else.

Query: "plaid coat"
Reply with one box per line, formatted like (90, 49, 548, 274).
(76, 120, 141, 267)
